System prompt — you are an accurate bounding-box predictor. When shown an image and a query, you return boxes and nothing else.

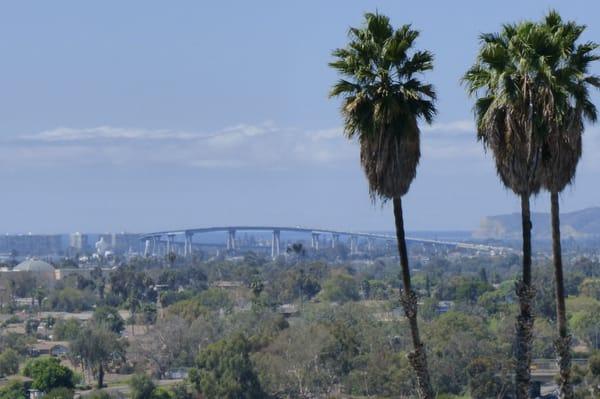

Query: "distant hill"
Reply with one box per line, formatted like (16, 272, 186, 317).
(474, 207, 600, 239)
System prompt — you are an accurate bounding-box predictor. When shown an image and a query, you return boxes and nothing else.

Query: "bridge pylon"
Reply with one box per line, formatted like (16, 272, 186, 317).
(311, 233, 320, 251)
(166, 234, 175, 255)
(349, 235, 358, 255)
(271, 230, 281, 258)
(184, 233, 193, 257)
(226, 229, 236, 251)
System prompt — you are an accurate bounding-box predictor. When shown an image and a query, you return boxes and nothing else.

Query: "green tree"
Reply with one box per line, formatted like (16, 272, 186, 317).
(23, 357, 75, 393)
(272, 267, 321, 304)
(33, 286, 47, 308)
(108, 265, 156, 309)
(93, 306, 125, 334)
(329, 12, 437, 398)
(254, 323, 335, 397)
(197, 288, 233, 312)
(190, 334, 265, 399)
(570, 309, 600, 349)
(426, 312, 496, 395)
(52, 319, 82, 341)
(452, 276, 493, 304)
(580, 279, 600, 300)
(536, 12, 600, 398)
(127, 294, 141, 336)
(0, 332, 35, 356)
(152, 387, 174, 399)
(129, 373, 156, 399)
(90, 266, 106, 300)
(70, 326, 126, 389)
(463, 17, 567, 398)
(479, 268, 488, 284)
(169, 383, 193, 399)
(467, 357, 510, 399)
(589, 352, 600, 377)
(478, 283, 514, 315)
(320, 274, 360, 303)
(0, 381, 26, 399)
(0, 348, 20, 376)
(47, 287, 96, 312)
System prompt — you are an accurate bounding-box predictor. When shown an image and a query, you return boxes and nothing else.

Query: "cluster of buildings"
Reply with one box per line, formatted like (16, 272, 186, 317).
(0, 232, 141, 259)
(69, 232, 141, 256)
(0, 235, 62, 256)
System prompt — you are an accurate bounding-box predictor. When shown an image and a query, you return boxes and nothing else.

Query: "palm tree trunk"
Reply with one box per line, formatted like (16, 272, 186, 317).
(515, 194, 536, 399)
(393, 197, 433, 399)
(97, 363, 104, 389)
(551, 192, 573, 399)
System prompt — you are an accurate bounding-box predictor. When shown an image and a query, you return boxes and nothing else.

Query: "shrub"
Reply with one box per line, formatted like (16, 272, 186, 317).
(0, 380, 26, 399)
(23, 357, 75, 392)
(129, 374, 155, 399)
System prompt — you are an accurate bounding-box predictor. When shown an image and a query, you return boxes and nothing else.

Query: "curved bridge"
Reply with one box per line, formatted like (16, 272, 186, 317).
(140, 226, 513, 258)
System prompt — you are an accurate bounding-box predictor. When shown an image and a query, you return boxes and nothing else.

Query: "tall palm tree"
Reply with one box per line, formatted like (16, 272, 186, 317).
(463, 21, 567, 399)
(329, 13, 436, 399)
(539, 12, 600, 398)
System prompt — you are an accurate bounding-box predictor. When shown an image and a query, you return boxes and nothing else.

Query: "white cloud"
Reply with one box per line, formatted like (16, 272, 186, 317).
(5, 118, 595, 182)
(21, 123, 279, 144)
(2, 122, 356, 168)
(0, 119, 501, 169)
(308, 127, 344, 141)
(22, 126, 188, 142)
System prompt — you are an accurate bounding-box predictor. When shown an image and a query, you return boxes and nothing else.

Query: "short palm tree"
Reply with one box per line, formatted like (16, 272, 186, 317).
(330, 13, 436, 398)
(463, 21, 567, 398)
(539, 12, 600, 398)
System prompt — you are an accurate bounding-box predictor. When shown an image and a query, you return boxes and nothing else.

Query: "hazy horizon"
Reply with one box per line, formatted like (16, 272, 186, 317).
(1, 1, 599, 234)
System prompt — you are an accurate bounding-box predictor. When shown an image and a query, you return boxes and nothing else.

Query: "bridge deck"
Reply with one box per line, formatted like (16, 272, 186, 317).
(139, 226, 514, 253)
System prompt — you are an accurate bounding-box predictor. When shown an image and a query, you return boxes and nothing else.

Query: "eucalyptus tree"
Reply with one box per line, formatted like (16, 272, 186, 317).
(463, 20, 569, 398)
(329, 13, 436, 398)
(539, 12, 600, 398)
(70, 325, 125, 389)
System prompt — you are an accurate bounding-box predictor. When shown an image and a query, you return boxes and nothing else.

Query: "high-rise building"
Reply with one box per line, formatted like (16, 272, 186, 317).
(69, 232, 89, 253)
(0, 234, 63, 256)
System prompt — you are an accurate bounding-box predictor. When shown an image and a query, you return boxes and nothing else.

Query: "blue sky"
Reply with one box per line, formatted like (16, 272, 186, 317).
(0, 1, 599, 234)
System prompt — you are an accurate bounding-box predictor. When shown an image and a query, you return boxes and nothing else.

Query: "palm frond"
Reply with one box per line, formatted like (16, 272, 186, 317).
(329, 12, 436, 199)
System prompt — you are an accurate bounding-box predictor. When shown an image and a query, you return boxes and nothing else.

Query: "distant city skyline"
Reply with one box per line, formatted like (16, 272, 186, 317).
(1, 1, 599, 234)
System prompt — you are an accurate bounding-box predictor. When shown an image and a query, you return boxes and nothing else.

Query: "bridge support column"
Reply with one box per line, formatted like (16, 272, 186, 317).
(271, 230, 280, 258)
(311, 233, 320, 251)
(161, 237, 167, 256)
(226, 229, 236, 251)
(144, 239, 150, 257)
(349, 235, 358, 255)
(367, 238, 374, 253)
(331, 234, 339, 249)
(184, 233, 193, 257)
(151, 237, 158, 256)
(166, 234, 175, 254)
